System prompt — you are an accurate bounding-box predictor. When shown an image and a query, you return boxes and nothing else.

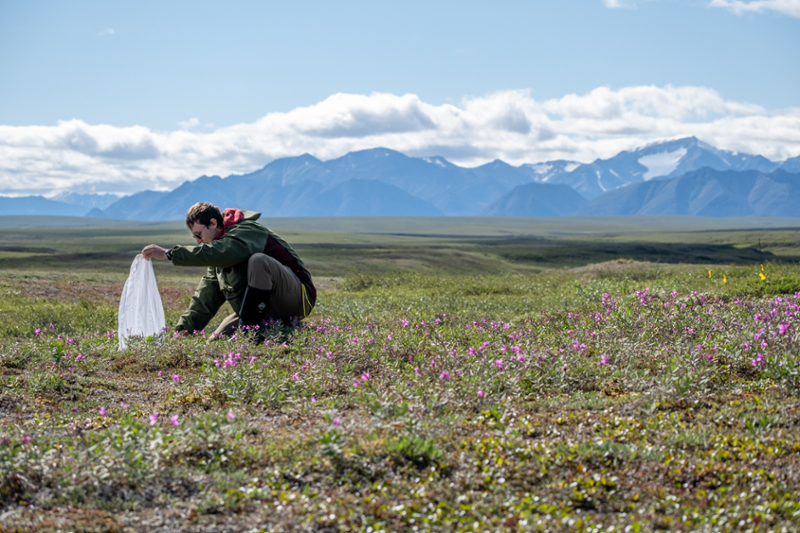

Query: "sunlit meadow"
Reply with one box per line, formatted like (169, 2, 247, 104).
(2, 261, 800, 532)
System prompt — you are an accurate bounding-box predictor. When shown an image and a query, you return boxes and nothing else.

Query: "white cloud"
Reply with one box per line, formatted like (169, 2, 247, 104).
(603, 0, 637, 7)
(178, 117, 200, 130)
(709, 0, 800, 18)
(606, 0, 800, 17)
(1, 86, 799, 196)
(97, 28, 115, 36)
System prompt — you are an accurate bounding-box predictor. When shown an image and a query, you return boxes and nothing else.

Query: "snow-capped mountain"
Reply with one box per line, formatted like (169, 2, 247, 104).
(535, 137, 779, 199)
(517, 160, 581, 183)
(579, 167, 800, 217)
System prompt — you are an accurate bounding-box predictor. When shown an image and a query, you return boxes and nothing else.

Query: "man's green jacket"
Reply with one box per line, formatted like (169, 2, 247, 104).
(170, 210, 315, 333)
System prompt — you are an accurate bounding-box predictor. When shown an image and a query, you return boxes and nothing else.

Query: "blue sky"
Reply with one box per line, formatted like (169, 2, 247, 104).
(2, 0, 798, 129)
(0, 0, 798, 195)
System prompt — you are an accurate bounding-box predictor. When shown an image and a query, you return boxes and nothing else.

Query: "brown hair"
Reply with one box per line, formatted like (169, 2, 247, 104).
(185, 202, 223, 229)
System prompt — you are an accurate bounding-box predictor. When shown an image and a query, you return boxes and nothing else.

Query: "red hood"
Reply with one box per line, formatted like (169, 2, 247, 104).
(216, 208, 244, 239)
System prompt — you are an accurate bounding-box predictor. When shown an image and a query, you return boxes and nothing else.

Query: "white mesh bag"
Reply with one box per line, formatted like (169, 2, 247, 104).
(118, 254, 166, 349)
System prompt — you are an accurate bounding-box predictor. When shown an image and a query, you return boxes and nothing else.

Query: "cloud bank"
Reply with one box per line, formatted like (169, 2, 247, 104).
(603, 0, 800, 17)
(709, 0, 800, 18)
(1, 85, 799, 196)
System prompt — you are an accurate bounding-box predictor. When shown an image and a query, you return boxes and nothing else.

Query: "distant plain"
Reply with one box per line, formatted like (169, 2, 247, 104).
(5, 214, 800, 271)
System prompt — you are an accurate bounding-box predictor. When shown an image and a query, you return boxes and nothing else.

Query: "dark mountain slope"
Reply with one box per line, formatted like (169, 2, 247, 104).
(480, 183, 588, 217)
(0, 196, 89, 217)
(580, 168, 800, 217)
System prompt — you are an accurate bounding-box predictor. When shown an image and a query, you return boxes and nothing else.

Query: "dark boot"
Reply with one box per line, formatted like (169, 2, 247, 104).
(238, 286, 272, 328)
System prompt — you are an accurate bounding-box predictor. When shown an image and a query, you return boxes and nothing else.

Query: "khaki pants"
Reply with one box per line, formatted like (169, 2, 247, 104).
(213, 253, 306, 337)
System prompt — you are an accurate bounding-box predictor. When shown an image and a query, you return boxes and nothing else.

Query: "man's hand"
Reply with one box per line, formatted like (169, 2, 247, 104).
(142, 244, 168, 261)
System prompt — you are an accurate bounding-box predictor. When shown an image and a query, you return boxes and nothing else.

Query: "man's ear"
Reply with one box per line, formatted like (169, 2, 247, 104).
(209, 219, 218, 229)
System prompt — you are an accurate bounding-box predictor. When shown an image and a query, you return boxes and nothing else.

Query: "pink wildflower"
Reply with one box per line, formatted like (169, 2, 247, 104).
(99, 406, 107, 416)
(171, 415, 180, 426)
(227, 410, 235, 421)
(172, 374, 180, 383)
(149, 412, 158, 426)
(440, 370, 450, 380)
(333, 417, 341, 426)
(478, 390, 484, 397)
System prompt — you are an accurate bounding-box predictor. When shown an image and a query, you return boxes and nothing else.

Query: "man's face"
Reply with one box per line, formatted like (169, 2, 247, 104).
(189, 220, 220, 244)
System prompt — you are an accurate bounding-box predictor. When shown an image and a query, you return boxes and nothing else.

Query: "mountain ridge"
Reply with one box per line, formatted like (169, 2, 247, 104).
(4, 137, 799, 219)
(538, 137, 781, 200)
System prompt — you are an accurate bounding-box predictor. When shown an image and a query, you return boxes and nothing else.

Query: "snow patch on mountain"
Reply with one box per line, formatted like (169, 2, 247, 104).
(522, 161, 581, 182)
(596, 170, 608, 192)
(638, 148, 687, 180)
(423, 157, 447, 168)
(527, 163, 552, 174)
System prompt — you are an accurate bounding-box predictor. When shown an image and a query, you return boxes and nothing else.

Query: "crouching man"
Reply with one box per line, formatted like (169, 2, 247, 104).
(141, 202, 315, 338)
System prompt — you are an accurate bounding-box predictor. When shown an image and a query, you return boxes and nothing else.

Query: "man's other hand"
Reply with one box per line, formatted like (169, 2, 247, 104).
(142, 245, 168, 261)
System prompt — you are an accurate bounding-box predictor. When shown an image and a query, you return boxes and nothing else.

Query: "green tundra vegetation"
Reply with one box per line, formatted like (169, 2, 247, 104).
(2, 215, 800, 532)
